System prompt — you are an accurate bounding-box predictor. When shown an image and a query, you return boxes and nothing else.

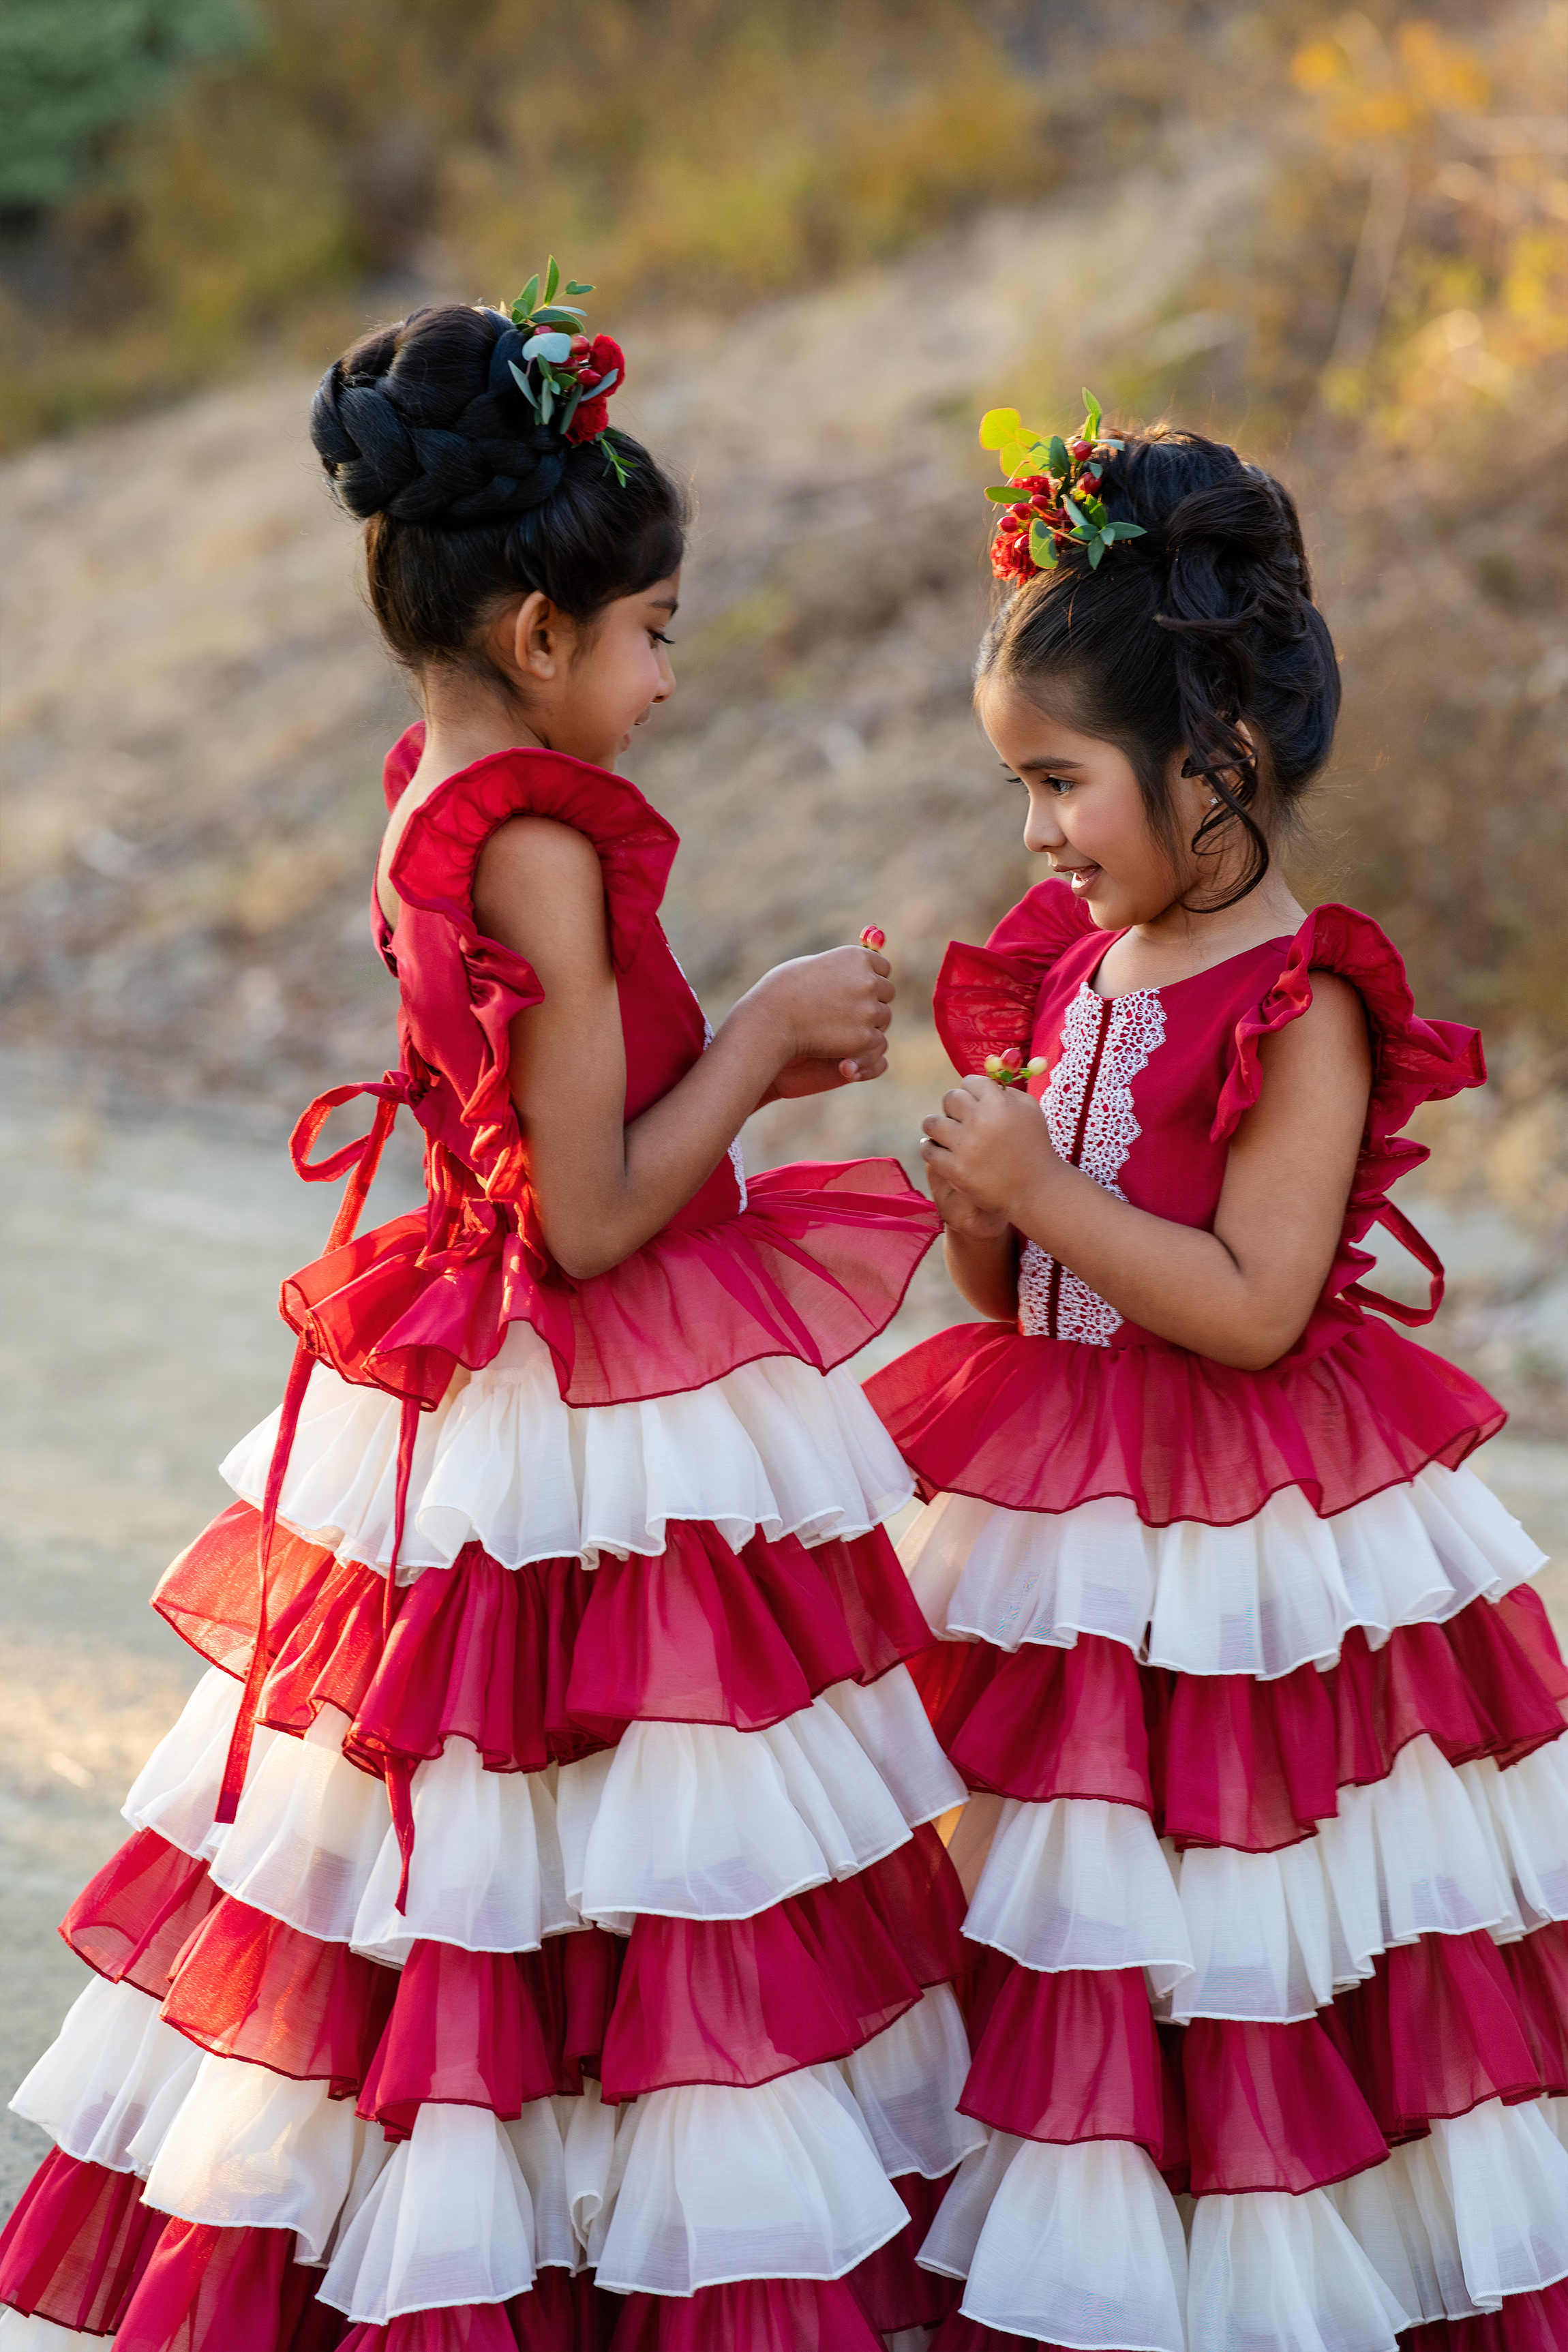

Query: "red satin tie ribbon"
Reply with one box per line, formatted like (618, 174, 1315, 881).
(1342, 1201, 1447, 1328)
(215, 1073, 425, 1833)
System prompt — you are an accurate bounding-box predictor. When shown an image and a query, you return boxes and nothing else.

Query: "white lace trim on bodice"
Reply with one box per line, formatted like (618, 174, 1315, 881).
(1018, 984, 1166, 1344)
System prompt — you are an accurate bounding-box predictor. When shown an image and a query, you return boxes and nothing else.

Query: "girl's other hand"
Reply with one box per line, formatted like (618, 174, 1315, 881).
(926, 1151, 1012, 1240)
(920, 1075, 1059, 1222)
(746, 944, 894, 1099)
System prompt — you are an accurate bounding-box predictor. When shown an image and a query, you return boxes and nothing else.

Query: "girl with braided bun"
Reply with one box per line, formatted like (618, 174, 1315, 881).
(869, 411, 1568, 2352)
(0, 286, 979, 2351)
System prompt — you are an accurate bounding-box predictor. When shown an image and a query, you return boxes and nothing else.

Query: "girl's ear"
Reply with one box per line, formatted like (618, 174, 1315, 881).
(509, 590, 558, 682)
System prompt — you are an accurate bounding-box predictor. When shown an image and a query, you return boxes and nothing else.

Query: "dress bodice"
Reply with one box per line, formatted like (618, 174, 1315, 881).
(935, 879, 1486, 1361)
(274, 727, 936, 1413)
(370, 723, 744, 1239)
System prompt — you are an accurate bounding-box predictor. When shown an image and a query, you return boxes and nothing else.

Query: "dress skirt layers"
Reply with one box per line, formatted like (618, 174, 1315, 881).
(867, 881, 1568, 2352)
(0, 736, 974, 2351)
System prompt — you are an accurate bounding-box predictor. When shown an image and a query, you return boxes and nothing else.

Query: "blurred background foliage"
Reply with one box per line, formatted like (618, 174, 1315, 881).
(0, 0, 1565, 1413)
(1, 0, 1560, 444)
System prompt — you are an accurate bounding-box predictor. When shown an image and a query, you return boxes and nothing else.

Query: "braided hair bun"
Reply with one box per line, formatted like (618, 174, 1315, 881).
(310, 303, 686, 671)
(978, 427, 1340, 907)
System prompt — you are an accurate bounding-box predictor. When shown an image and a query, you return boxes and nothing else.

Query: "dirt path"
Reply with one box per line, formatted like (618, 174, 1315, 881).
(3, 1052, 1567, 2217)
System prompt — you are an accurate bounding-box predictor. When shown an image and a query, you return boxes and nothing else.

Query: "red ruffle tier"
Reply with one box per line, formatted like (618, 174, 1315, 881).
(866, 1314, 1504, 1527)
(287, 1159, 940, 1415)
(59, 1821, 965, 2109)
(956, 1921, 1568, 2197)
(155, 1498, 935, 1773)
(912, 1584, 1567, 1852)
(1405, 2282, 1568, 2349)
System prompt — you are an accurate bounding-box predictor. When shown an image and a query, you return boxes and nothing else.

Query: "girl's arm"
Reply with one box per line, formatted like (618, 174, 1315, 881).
(921, 975, 1372, 1369)
(474, 817, 894, 1280)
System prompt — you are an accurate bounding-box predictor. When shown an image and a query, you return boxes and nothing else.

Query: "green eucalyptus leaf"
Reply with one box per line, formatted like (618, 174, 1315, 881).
(524, 331, 573, 363)
(1028, 521, 1058, 569)
(566, 280, 594, 295)
(1082, 387, 1102, 438)
(544, 255, 560, 303)
(1048, 436, 1069, 475)
(530, 305, 586, 325)
(539, 381, 555, 423)
(560, 378, 586, 434)
(1061, 492, 1088, 528)
(984, 484, 1020, 502)
(517, 273, 540, 317)
(590, 367, 619, 395)
(1102, 521, 1147, 541)
(508, 359, 539, 412)
(1087, 537, 1106, 568)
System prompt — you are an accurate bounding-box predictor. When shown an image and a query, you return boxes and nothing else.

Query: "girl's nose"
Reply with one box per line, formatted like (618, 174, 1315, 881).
(1024, 796, 1066, 854)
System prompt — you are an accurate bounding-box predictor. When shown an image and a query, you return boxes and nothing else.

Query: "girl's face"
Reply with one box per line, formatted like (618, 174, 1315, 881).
(515, 572, 680, 769)
(977, 675, 1210, 932)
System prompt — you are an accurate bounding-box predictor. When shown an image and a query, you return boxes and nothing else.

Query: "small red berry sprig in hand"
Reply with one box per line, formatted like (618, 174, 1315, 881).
(983, 1046, 1048, 1086)
(505, 256, 633, 482)
(982, 391, 1146, 582)
(859, 926, 886, 951)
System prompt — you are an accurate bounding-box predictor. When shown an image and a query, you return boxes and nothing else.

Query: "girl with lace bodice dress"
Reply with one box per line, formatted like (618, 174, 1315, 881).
(867, 410, 1568, 2352)
(0, 289, 979, 2352)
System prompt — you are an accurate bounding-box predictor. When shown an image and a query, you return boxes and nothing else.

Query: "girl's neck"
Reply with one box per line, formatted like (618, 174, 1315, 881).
(1094, 869, 1306, 996)
(412, 686, 543, 799)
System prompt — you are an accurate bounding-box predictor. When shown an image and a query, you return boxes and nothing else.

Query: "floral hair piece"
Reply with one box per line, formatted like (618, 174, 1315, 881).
(503, 256, 633, 484)
(982, 390, 1146, 583)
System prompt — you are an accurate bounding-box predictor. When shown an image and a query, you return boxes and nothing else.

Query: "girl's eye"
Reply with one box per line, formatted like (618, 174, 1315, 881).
(1045, 774, 1074, 796)
(650, 631, 676, 646)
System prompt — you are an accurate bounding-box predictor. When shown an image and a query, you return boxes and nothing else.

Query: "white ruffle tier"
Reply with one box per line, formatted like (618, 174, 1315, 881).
(11, 1978, 978, 2308)
(922, 2096, 1568, 2351)
(920, 2128, 1190, 2351)
(0, 2317, 100, 2351)
(956, 1730, 1568, 2019)
(901, 1460, 1545, 1680)
(122, 1665, 963, 1957)
(220, 1322, 913, 1575)
(1330, 2097, 1568, 2321)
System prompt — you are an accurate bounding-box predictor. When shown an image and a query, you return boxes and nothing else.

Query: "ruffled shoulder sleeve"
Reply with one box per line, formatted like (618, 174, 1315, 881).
(1212, 902, 1486, 1326)
(933, 879, 1100, 1076)
(391, 745, 679, 976)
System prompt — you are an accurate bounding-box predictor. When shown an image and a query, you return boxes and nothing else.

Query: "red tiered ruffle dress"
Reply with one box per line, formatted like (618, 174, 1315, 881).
(0, 735, 978, 2352)
(868, 881, 1568, 2352)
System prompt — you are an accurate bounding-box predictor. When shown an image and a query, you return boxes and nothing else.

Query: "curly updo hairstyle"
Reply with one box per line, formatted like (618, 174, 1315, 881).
(978, 427, 1340, 909)
(310, 303, 687, 682)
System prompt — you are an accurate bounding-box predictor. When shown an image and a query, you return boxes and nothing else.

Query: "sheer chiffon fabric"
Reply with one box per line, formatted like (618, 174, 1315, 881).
(898, 1480, 1568, 2349)
(5, 1400, 973, 2343)
(6, 1362, 976, 2341)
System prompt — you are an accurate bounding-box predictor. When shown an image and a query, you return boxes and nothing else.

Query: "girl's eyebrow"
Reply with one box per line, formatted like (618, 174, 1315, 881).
(1000, 755, 1087, 772)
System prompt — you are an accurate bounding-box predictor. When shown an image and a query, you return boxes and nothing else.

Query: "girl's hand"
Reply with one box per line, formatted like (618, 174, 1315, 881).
(744, 944, 894, 1096)
(925, 1149, 1012, 1240)
(920, 1074, 1060, 1224)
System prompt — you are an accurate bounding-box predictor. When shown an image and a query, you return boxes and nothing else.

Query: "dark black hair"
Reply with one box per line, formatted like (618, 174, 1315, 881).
(977, 426, 1340, 907)
(310, 303, 687, 678)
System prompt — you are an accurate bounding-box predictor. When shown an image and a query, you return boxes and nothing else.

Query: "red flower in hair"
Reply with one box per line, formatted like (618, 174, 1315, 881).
(567, 335, 625, 444)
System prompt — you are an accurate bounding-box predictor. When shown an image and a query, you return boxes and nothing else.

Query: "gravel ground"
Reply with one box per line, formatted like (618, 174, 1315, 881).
(3, 1066, 1565, 2219)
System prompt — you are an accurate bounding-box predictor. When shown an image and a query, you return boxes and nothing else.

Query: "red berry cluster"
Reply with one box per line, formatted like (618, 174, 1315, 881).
(562, 334, 626, 445)
(991, 442, 1105, 584)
